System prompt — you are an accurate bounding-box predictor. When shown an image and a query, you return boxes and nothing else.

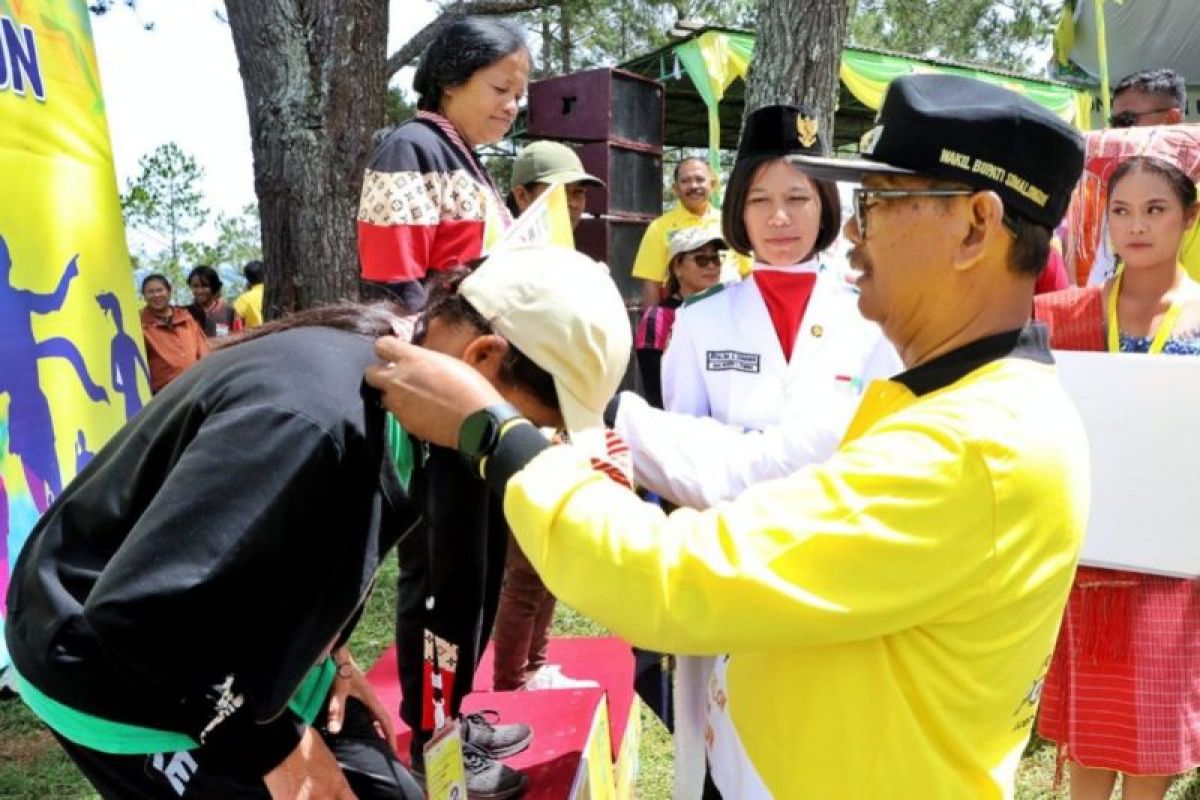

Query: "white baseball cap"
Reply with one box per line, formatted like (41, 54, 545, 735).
(667, 226, 726, 261)
(459, 245, 631, 437)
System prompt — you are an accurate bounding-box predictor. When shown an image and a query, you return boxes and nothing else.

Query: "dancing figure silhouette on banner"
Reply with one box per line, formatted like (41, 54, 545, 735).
(96, 291, 149, 418)
(0, 235, 109, 513)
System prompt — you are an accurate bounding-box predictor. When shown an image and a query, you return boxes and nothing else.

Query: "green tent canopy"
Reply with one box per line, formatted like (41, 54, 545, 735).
(620, 27, 1091, 166)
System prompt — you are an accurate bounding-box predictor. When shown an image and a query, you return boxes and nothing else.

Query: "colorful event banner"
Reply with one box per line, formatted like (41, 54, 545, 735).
(0, 0, 149, 671)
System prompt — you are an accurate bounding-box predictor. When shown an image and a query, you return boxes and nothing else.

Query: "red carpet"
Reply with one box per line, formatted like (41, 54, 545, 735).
(366, 636, 637, 798)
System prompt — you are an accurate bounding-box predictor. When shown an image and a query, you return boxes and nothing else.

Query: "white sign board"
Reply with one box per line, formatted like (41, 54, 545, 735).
(1053, 350, 1200, 578)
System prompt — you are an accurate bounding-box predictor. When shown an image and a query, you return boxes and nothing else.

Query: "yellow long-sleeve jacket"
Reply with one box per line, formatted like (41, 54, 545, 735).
(502, 328, 1089, 799)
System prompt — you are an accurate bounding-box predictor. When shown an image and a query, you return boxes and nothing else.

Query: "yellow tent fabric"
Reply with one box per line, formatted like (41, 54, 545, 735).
(670, 31, 1092, 168)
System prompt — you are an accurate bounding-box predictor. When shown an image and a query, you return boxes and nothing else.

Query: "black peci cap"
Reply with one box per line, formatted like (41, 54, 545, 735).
(787, 74, 1084, 228)
(737, 104, 829, 160)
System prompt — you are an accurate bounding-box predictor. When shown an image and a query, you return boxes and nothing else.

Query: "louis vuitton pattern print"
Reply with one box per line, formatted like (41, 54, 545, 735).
(358, 168, 487, 226)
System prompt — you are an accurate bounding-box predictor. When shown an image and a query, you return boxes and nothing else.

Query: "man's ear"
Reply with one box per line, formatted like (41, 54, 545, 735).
(461, 334, 510, 382)
(1166, 107, 1185, 125)
(954, 191, 1006, 273)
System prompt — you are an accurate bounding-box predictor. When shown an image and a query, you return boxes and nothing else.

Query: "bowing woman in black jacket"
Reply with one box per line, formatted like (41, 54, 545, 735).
(3, 284, 570, 799)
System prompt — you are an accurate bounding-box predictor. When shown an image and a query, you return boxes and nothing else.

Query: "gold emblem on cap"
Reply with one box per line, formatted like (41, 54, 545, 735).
(811, 324, 824, 338)
(796, 115, 819, 149)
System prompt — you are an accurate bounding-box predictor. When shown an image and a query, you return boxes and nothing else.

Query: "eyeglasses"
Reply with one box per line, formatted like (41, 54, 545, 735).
(686, 253, 722, 267)
(852, 188, 974, 238)
(1108, 107, 1177, 128)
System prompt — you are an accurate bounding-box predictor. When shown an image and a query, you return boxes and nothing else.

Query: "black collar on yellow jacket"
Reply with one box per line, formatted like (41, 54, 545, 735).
(895, 324, 1052, 397)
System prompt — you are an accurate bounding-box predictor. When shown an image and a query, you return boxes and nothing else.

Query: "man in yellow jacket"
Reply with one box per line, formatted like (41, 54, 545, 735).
(366, 74, 1091, 799)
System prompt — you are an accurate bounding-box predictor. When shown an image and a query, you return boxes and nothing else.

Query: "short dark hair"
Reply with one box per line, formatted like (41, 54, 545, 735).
(1113, 68, 1187, 112)
(421, 266, 558, 412)
(187, 265, 222, 293)
(141, 273, 170, 293)
(413, 17, 528, 113)
(1005, 214, 1053, 277)
(243, 260, 264, 285)
(673, 157, 710, 183)
(1109, 155, 1198, 209)
(721, 155, 841, 259)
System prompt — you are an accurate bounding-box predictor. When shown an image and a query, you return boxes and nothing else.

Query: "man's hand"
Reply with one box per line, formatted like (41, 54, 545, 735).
(365, 337, 504, 448)
(263, 726, 356, 799)
(325, 647, 395, 752)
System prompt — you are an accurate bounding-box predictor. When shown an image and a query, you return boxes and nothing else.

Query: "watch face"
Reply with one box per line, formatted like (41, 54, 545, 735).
(459, 408, 498, 461)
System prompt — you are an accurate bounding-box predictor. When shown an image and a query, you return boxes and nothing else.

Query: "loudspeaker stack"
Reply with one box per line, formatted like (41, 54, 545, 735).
(526, 67, 665, 305)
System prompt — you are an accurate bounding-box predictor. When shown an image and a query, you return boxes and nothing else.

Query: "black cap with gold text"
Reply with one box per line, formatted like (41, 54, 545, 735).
(787, 74, 1084, 228)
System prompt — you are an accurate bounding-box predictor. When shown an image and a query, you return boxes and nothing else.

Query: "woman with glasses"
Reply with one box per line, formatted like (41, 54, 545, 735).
(1036, 155, 1200, 800)
(634, 227, 726, 408)
(654, 105, 900, 797)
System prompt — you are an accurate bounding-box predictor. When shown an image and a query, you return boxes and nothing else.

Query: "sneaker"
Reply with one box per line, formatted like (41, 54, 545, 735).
(460, 710, 533, 759)
(521, 664, 599, 691)
(411, 742, 528, 800)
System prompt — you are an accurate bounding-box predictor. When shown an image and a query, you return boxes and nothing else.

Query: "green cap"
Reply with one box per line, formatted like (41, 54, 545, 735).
(511, 141, 605, 188)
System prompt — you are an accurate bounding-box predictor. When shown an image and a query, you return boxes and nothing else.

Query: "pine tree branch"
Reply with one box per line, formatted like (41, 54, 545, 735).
(386, 0, 554, 78)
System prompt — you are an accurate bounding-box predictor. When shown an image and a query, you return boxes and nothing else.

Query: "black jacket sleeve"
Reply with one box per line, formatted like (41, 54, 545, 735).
(81, 405, 344, 776)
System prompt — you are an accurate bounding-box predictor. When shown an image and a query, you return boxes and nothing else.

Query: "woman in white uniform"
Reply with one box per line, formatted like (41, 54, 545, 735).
(657, 104, 900, 798)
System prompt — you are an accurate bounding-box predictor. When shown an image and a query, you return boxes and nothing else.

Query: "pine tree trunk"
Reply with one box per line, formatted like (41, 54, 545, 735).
(224, 1, 387, 319)
(559, 2, 572, 74)
(743, 0, 848, 146)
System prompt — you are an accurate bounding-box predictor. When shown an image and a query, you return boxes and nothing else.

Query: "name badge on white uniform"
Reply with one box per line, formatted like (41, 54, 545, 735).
(706, 350, 761, 374)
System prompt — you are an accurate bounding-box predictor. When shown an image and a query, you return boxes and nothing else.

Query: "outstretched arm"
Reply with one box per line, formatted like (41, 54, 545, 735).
(25, 255, 80, 314)
(615, 391, 843, 508)
(35, 337, 109, 403)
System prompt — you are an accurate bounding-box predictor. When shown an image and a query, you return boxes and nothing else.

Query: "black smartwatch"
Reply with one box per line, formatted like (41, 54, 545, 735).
(458, 403, 524, 472)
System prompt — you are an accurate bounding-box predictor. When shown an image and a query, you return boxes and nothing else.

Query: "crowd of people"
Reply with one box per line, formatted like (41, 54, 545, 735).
(136, 260, 265, 392)
(4, 13, 1199, 800)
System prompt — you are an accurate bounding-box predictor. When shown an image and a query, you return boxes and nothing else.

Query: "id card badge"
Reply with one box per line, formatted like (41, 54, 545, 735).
(423, 722, 468, 800)
(421, 629, 459, 730)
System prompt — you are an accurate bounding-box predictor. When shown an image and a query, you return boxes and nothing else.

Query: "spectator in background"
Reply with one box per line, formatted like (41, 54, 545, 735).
(490, 141, 604, 694)
(139, 273, 208, 393)
(186, 265, 241, 338)
(357, 17, 528, 311)
(634, 227, 725, 409)
(1036, 155, 1200, 800)
(235, 260, 265, 328)
(1110, 68, 1187, 128)
(631, 157, 750, 310)
(506, 140, 604, 228)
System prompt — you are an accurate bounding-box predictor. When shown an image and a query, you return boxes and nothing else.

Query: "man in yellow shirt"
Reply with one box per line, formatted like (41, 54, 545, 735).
(368, 75, 1090, 799)
(233, 260, 264, 328)
(633, 158, 748, 309)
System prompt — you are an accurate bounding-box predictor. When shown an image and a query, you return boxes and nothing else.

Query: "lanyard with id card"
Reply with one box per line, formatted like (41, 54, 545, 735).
(422, 625, 467, 798)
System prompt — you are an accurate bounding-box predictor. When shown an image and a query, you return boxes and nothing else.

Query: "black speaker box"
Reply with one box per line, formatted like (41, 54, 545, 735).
(575, 217, 651, 306)
(578, 142, 663, 218)
(527, 67, 664, 148)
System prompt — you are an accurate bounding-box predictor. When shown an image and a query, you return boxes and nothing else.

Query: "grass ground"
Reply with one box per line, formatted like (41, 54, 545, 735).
(2, 550, 1197, 798)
